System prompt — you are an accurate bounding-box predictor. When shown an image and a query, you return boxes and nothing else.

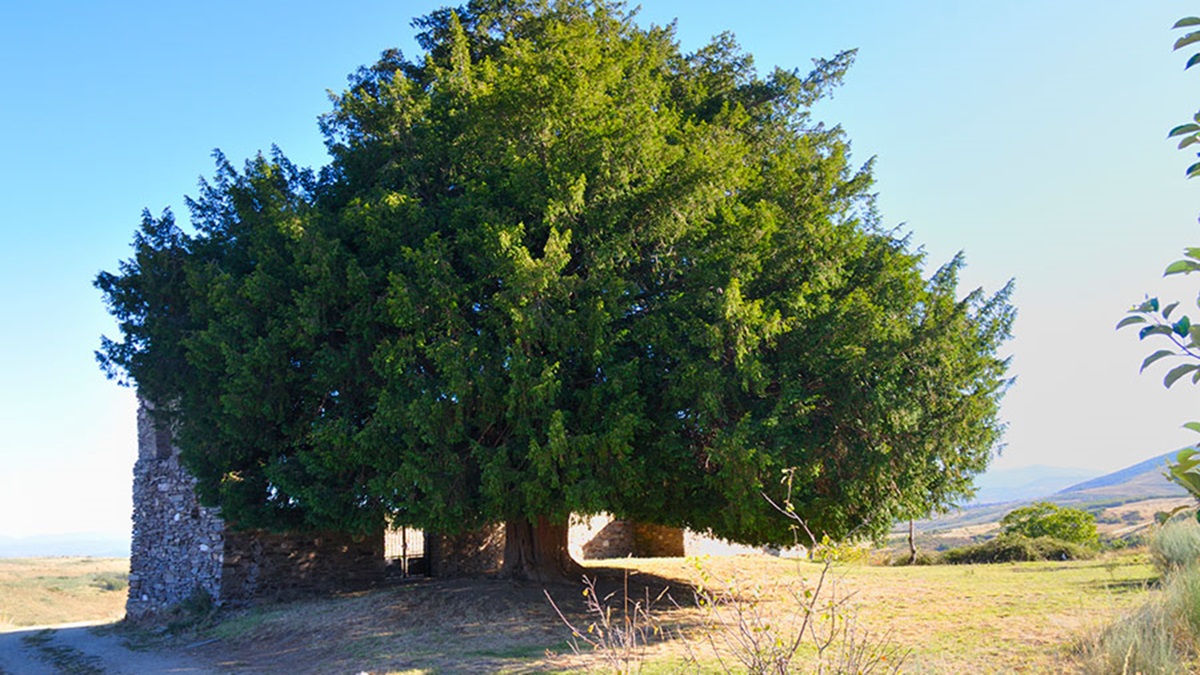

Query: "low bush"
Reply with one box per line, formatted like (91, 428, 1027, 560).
(1150, 517, 1200, 576)
(90, 572, 128, 592)
(891, 553, 938, 566)
(940, 534, 1096, 564)
(1103, 532, 1148, 551)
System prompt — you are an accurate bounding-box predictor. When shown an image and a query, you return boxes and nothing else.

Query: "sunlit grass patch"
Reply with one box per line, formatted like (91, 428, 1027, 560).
(0, 557, 128, 628)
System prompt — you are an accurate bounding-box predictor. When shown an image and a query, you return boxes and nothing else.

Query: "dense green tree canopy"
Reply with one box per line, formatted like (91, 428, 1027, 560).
(999, 502, 1099, 548)
(97, 0, 1013, 561)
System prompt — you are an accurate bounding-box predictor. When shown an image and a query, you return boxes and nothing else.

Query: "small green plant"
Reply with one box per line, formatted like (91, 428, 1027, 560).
(1166, 563, 1200, 634)
(162, 586, 218, 633)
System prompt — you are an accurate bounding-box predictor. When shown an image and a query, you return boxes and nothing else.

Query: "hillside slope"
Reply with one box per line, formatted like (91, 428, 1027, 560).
(1055, 450, 1185, 501)
(912, 449, 1189, 537)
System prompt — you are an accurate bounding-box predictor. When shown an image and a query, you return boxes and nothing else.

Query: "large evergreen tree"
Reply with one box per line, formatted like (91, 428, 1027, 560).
(97, 0, 1013, 581)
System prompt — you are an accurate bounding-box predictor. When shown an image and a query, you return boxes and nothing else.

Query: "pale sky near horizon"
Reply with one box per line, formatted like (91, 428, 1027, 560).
(1, 1, 1197, 539)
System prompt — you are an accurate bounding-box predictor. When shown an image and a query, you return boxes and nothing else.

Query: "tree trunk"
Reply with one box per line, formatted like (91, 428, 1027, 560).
(908, 519, 917, 565)
(502, 517, 584, 583)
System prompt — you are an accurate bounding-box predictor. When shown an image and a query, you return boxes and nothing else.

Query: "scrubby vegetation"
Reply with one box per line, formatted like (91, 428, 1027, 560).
(927, 503, 1100, 565)
(940, 534, 1096, 564)
(1150, 517, 1200, 575)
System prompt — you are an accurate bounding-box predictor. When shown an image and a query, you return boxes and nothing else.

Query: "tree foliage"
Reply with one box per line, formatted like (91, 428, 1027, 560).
(1122, 16, 1200, 515)
(1168, 16, 1200, 179)
(97, 0, 1013, 549)
(998, 502, 1099, 548)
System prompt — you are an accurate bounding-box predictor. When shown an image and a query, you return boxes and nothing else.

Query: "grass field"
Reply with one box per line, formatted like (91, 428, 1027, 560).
(134, 551, 1157, 674)
(594, 555, 1157, 673)
(0, 551, 1162, 672)
(0, 557, 128, 629)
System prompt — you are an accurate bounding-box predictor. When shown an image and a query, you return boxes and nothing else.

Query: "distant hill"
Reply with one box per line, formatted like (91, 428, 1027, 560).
(1056, 450, 1184, 498)
(0, 533, 129, 558)
(971, 465, 1101, 504)
(912, 449, 1190, 536)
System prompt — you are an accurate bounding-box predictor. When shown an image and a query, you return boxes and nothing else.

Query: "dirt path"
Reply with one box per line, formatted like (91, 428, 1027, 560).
(0, 621, 217, 674)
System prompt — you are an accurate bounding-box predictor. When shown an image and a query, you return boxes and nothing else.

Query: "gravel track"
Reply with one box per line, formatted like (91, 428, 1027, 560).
(0, 621, 217, 674)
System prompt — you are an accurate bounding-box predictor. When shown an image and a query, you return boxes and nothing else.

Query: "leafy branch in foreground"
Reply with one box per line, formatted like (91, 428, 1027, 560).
(1123, 15, 1200, 520)
(1117, 292, 1200, 389)
(1168, 16, 1200, 178)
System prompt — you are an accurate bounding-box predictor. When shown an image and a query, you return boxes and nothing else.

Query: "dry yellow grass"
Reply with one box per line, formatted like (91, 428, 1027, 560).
(0, 552, 1160, 671)
(145, 551, 1156, 673)
(613, 554, 1157, 674)
(0, 557, 128, 629)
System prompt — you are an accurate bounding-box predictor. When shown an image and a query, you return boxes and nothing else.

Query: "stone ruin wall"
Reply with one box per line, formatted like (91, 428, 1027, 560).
(569, 515, 685, 560)
(220, 529, 383, 602)
(128, 403, 733, 620)
(426, 525, 506, 577)
(127, 401, 385, 621)
(126, 402, 225, 620)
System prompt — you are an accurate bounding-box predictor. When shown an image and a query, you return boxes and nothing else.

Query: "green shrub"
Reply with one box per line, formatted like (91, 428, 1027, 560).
(1000, 502, 1100, 547)
(1103, 532, 1147, 551)
(89, 571, 128, 592)
(940, 534, 1096, 564)
(1151, 518, 1200, 576)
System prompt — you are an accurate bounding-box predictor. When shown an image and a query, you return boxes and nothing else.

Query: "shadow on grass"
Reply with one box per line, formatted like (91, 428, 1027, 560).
(1080, 577, 1160, 595)
(165, 567, 708, 674)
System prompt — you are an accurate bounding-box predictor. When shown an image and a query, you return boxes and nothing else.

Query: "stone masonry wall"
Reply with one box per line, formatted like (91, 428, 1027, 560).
(128, 400, 386, 620)
(575, 517, 634, 560)
(126, 402, 225, 621)
(569, 515, 685, 560)
(632, 522, 685, 557)
(221, 529, 384, 603)
(426, 525, 505, 577)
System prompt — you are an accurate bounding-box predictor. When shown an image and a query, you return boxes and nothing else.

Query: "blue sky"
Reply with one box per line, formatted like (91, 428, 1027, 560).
(1, 0, 1197, 539)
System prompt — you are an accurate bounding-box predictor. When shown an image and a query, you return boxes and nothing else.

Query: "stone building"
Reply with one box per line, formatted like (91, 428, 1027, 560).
(126, 401, 383, 620)
(127, 401, 713, 620)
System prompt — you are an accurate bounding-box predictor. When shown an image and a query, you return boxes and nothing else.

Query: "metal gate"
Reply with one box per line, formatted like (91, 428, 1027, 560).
(384, 527, 428, 577)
